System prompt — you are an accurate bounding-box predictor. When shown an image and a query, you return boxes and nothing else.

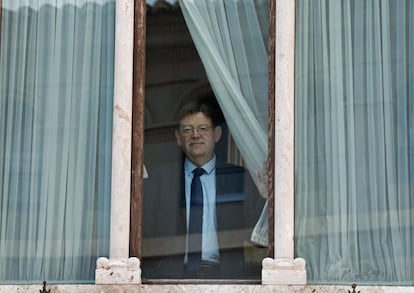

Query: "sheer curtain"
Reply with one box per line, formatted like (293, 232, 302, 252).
(0, 0, 114, 283)
(179, 0, 269, 246)
(295, 0, 414, 284)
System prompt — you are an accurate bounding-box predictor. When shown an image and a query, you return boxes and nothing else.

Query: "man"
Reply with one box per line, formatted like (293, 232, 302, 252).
(142, 97, 265, 279)
(174, 98, 224, 277)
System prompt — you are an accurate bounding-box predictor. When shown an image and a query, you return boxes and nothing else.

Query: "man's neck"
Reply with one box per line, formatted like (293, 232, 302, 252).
(185, 156, 216, 173)
(187, 156, 214, 167)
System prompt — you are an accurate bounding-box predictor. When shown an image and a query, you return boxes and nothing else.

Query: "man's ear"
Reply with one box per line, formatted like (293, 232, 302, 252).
(175, 129, 182, 146)
(214, 126, 222, 143)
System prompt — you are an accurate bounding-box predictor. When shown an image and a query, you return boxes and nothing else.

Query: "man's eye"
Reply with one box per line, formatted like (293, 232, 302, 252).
(198, 126, 208, 132)
(183, 128, 192, 133)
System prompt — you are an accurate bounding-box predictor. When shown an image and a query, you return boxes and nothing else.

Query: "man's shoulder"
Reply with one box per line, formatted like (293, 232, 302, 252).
(215, 161, 245, 174)
(215, 161, 249, 203)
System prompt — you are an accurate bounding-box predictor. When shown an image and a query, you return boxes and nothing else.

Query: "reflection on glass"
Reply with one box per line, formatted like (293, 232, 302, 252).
(142, 0, 269, 280)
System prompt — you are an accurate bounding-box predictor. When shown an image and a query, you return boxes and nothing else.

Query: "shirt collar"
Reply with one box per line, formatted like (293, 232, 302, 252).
(184, 155, 216, 175)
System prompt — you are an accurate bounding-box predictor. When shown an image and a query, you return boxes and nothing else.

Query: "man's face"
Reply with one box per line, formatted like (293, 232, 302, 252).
(175, 112, 222, 166)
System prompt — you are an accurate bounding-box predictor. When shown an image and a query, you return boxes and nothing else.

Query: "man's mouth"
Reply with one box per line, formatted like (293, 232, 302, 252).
(190, 141, 204, 147)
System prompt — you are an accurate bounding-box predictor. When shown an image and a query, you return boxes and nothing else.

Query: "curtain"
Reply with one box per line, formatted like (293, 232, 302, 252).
(295, 0, 414, 284)
(178, 0, 269, 247)
(0, 0, 114, 283)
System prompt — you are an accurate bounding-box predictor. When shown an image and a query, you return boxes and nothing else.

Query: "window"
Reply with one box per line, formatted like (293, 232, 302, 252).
(0, 0, 114, 283)
(295, 0, 414, 285)
(131, 0, 274, 282)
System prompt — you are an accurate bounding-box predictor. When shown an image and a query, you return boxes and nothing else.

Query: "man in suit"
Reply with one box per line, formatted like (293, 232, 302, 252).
(141, 97, 266, 280)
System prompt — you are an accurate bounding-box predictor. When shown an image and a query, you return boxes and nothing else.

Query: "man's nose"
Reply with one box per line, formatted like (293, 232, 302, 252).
(191, 128, 201, 137)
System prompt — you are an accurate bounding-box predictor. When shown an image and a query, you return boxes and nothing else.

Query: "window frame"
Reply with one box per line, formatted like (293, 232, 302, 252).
(130, 0, 275, 278)
(130, 0, 146, 259)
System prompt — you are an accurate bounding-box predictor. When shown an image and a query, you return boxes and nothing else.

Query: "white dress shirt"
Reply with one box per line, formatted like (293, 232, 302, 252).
(184, 156, 220, 263)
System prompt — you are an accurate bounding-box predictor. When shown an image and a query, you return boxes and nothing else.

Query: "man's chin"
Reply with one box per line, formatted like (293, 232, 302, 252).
(188, 145, 205, 154)
(188, 152, 206, 159)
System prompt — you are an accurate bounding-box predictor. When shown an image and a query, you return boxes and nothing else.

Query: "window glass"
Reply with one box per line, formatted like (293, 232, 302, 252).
(0, 0, 114, 283)
(295, 0, 414, 285)
(142, 0, 269, 280)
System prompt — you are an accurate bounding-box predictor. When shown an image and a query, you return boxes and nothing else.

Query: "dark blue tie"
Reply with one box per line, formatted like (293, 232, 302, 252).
(187, 167, 205, 270)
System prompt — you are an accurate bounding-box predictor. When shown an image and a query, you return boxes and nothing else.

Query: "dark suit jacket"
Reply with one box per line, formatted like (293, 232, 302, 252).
(141, 159, 266, 280)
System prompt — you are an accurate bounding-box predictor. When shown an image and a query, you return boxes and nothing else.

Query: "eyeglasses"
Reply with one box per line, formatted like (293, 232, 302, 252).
(179, 125, 213, 135)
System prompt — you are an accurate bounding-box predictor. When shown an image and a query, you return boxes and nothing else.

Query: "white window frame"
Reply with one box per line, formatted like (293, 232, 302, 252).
(94, 0, 306, 285)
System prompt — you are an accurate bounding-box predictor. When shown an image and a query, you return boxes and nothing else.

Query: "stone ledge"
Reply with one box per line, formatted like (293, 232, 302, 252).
(262, 257, 307, 285)
(1, 284, 413, 293)
(95, 257, 141, 284)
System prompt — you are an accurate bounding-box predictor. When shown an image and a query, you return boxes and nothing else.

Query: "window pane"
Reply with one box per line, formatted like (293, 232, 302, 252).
(0, 0, 114, 283)
(295, 0, 414, 285)
(142, 0, 269, 280)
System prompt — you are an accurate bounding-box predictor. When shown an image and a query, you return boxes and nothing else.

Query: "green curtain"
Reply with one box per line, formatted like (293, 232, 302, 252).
(295, 0, 414, 285)
(0, 0, 114, 283)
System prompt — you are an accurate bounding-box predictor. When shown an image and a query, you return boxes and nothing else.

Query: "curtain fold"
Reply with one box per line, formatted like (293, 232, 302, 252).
(295, 0, 414, 284)
(0, 0, 114, 283)
(178, 0, 269, 247)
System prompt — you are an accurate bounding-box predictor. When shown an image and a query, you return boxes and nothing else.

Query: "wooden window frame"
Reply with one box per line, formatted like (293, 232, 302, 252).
(130, 0, 146, 259)
(130, 0, 275, 265)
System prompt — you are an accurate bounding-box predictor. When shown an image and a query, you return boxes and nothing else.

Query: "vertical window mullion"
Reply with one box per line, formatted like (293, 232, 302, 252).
(130, 0, 146, 259)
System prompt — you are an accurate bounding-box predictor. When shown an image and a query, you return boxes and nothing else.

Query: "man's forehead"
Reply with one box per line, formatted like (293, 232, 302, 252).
(179, 112, 212, 125)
